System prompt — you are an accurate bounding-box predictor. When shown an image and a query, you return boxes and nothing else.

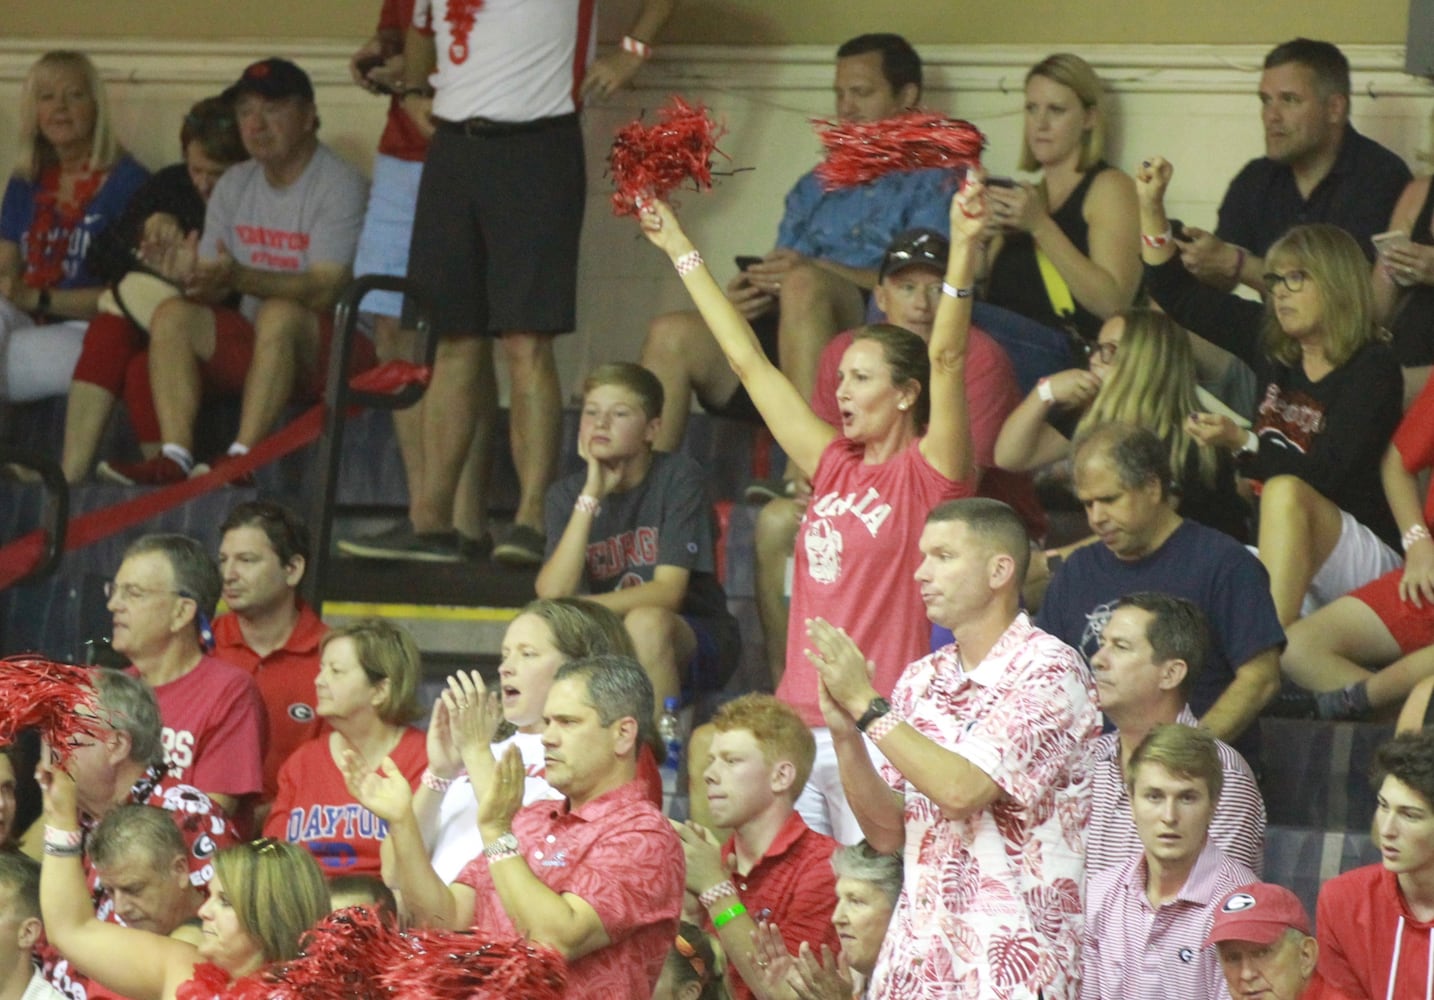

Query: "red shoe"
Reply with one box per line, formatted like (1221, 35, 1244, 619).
(96, 454, 188, 486)
(192, 453, 257, 489)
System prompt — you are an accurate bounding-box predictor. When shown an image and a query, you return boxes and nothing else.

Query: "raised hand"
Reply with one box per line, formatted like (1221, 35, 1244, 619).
(339, 750, 414, 823)
(476, 744, 526, 842)
(1134, 156, 1174, 208)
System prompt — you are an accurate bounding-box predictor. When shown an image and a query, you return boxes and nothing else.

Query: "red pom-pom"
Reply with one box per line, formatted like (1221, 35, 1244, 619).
(609, 95, 726, 217)
(813, 111, 986, 191)
(0, 657, 104, 760)
(349, 359, 430, 395)
(381, 928, 567, 1000)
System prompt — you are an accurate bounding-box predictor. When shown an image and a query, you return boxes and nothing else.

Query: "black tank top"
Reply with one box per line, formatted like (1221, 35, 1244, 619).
(1389, 179, 1434, 367)
(984, 162, 1110, 341)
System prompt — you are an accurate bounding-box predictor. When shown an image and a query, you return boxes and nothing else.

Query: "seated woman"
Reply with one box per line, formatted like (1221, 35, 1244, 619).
(652, 921, 728, 1000)
(1138, 156, 1403, 627)
(976, 52, 1139, 384)
(40, 761, 328, 1000)
(0, 50, 149, 403)
(1285, 371, 1434, 719)
(414, 598, 651, 883)
(60, 95, 246, 483)
(634, 183, 981, 842)
(264, 619, 427, 877)
(747, 841, 901, 1000)
(995, 307, 1250, 542)
(1370, 114, 1434, 408)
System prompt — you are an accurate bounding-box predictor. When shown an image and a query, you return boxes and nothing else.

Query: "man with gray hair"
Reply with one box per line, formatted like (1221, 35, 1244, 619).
(37, 671, 237, 1000)
(109, 533, 266, 816)
(88, 805, 204, 942)
(1206, 882, 1323, 999)
(348, 654, 684, 999)
(1036, 423, 1284, 766)
(0, 853, 65, 1000)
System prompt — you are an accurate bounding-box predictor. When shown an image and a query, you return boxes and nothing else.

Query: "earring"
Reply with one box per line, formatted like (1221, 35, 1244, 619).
(898, 402, 908, 411)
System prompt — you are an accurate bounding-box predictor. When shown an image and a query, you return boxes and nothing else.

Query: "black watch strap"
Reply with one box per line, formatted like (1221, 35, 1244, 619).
(855, 696, 891, 733)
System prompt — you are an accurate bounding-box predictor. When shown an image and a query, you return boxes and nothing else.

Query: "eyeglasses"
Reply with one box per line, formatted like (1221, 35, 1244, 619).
(103, 581, 187, 603)
(1092, 341, 1119, 364)
(1262, 269, 1308, 293)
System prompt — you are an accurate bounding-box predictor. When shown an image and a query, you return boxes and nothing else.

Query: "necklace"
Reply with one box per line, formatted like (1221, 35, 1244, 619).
(24, 164, 104, 290)
(443, 0, 485, 65)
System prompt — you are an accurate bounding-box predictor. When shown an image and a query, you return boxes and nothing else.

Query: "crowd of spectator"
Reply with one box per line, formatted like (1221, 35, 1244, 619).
(9, 14, 1434, 1000)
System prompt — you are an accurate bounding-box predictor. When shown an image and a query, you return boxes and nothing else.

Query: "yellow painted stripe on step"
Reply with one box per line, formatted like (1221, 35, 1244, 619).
(320, 602, 521, 623)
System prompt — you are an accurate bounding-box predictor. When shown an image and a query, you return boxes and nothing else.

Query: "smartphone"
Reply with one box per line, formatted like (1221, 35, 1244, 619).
(735, 255, 763, 272)
(1373, 230, 1413, 256)
(1169, 219, 1192, 243)
(986, 176, 1018, 189)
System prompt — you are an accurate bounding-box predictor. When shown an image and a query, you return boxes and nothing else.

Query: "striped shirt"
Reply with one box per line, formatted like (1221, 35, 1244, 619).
(1082, 840, 1257, 1000)
(1086, 707, 1266, 876)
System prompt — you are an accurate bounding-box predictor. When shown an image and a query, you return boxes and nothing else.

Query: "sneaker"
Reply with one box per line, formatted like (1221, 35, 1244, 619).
(191, 453, 256, 489)
(97, 454, 188, 486)
(1262, 688, 1318, 720)
(742, 478, 796, 504)
(458, 531, 495, 562)
(493, 524, 546, 568)
(336, 520, 463, 563)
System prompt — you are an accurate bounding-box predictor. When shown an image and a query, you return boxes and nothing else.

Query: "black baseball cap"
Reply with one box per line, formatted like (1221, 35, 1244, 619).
(223, 58, 314, 103)
(879, 228, 949, 283)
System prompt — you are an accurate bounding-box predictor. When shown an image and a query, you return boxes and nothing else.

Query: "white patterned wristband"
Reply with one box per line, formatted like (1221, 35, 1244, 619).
(866, 712, 902, 743)
(675, 250, 703, 277)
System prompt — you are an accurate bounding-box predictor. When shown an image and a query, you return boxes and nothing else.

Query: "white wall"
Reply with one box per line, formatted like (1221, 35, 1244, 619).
(2, 40, 1431, 400)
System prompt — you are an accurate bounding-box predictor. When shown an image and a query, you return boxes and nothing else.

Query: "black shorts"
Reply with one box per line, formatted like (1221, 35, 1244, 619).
(406, 114, 585, 337)
(704, 310, 779, 423)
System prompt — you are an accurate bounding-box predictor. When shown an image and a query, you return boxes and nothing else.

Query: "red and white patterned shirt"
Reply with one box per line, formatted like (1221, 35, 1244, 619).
(872, 613, 1100, 1000)
(455, 779, 683, 1000)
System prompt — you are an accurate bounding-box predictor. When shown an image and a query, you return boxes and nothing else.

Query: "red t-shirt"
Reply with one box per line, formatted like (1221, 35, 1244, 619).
(128, 656, 267, 799)
(375, 0, 430, 161)
(777, 438, 973, 727)
(716, 812, 841, 1000)
(213, 601, 327, 801)
(813, 326, 1046, 540)
(264, 727, 427, 877)
(455, 780, 684, 1000)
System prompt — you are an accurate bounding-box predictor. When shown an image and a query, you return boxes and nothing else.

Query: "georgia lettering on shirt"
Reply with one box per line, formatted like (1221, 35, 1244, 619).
(586, 526, 658, 582)
(160, 726, 196, 777)
(808, 486, 893, 536)
(232, 224, 311, 272)
(1256, 385, 1326, 454)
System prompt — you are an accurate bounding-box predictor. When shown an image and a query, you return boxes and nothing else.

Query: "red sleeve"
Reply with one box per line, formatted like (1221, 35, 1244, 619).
(392, 727, 429, 787)
(189, 673, 267, 798)
(964, 326, 1020, 470)
(812, 337, 844, 429)
(1315, 878, 1367, 999)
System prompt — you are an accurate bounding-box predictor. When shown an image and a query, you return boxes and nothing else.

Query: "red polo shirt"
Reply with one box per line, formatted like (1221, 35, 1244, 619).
(213, 600, 327, 800)
(716, 811, 841, 1000)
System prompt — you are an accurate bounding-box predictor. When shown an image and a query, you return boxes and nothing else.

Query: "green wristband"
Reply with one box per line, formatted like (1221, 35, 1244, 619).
(711, 903, 747, 929)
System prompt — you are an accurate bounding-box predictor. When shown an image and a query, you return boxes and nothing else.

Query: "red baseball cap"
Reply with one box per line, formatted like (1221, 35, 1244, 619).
(1204, 883, 1312, 947)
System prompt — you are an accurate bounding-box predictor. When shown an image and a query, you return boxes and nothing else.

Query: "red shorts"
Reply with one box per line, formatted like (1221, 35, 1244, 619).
(205, 306, 376, 398)
(1349, 568, 1434, 655)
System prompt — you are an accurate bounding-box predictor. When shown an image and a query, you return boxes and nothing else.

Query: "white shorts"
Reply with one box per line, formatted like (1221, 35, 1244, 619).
(1298, 508, 1402, 616)
(0, 297, 86, 402)
(793, 726, 889, 846)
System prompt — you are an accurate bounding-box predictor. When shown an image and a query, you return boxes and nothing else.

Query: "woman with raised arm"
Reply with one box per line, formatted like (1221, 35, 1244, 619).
(1137, 155, 1402, 626)
(39, 765, 328, 1000)
(634, 182, 980, 841)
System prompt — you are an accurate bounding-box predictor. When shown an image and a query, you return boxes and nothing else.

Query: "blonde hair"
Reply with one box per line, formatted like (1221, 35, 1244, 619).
(321, 619, 423, 725)
(1020, 53, 1106, 173)
(212, 840, 329, 965)
(14, 51, 119, 181)
(1077, 309, 1220, 490)
(1263, 224, 1384, 368)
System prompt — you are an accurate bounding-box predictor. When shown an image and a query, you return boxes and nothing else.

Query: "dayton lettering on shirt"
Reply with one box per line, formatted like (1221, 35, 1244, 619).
(233, 225, 311, 272)
(808, 486, 893, 536)
(285, 803, 388, 842)
(586, 527, 659, 584)
(1256, 385, 1326, 455)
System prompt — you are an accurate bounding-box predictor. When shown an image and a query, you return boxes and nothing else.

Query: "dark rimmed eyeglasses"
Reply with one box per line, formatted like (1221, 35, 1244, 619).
(1262, 269, 1308, 293)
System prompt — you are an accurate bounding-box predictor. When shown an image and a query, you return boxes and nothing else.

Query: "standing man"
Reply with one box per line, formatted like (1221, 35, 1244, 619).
(675, 694, 839, 1000)
(1036, 423, 1284, 766)
(808, 498, 1099, 999)
(348, 654, 684, 999)
(1082, 725, 1258, 1000)
(1086, 593, 1266, 875)
(99, 58, 369, 485)
(212, 501, 327, 808)
(640, 34, 951, 457)
(108, 534, 266, 818)
(1180, 38, 1410, 294)
(340, 0, 675, 565)
(1206, 883, 1324, 1000)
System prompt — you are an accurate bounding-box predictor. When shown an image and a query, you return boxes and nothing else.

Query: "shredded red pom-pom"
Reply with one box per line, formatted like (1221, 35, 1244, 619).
(609, 96, 726, 217)
(382, 929, 567, 1000)
(0, 657, 103, 759)
(349, 359, 430, 395)
(174, 962, 272, 1000)
(813, 111, 986, 191)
